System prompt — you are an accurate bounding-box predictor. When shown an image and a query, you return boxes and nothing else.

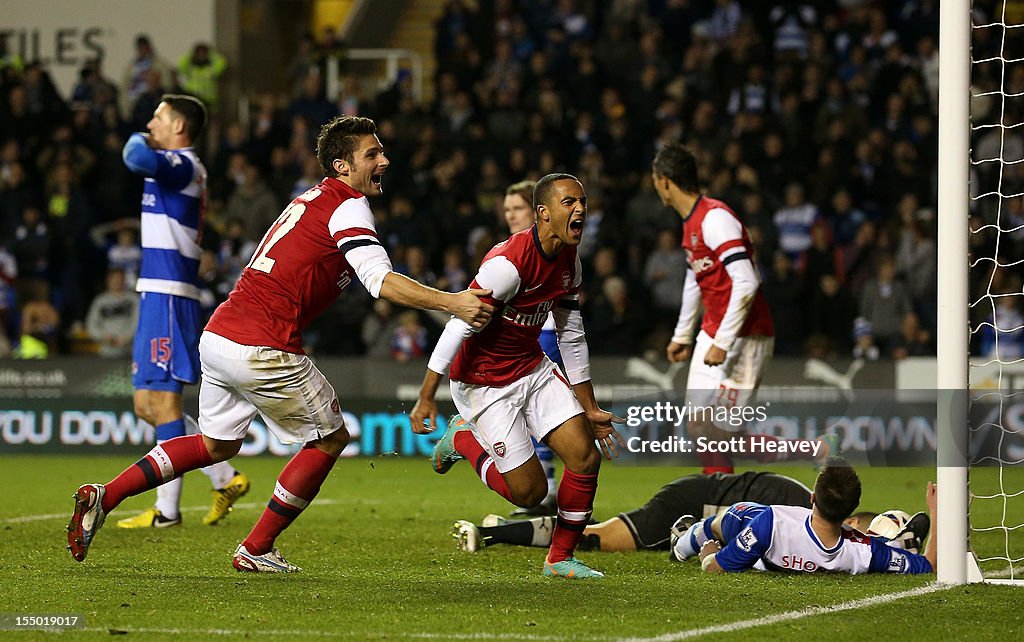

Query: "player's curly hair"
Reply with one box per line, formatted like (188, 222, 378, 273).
(652, 140, 699, 193)
(813, 456, 862, 523)
(161, 94, 206, 142)
(316, 115, 377, 177)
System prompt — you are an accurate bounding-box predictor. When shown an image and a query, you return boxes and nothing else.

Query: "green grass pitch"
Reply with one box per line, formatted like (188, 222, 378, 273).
(1, 455, 1021, 640)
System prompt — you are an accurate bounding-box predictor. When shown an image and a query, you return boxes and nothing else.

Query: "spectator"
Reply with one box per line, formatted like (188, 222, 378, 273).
(177, 43, 228, 113)
(390, 311, 429, 362)
(764, 251, 806, 355)
(85, 268, 138, 357)
(643, 229, 685, 324)
(14, 279, 59, 358)
(225, 159, 279, 242)
(586, 276, 650, 355)
(106, 226, 143, 288)
(859, 256, 913, 351)
(773, 182, 819, 260)
(891, 312, 933, 360)
(121, 35, 174, 113)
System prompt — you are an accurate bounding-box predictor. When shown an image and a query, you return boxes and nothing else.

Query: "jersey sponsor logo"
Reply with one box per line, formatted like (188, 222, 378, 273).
(494, 442, 507, 457)
(337, 269, 352, 290)
(686, 250, 715, 274)
(781, 555, 817, 571)
(501, 300, 553, 327)
(737, 526, 758, 551)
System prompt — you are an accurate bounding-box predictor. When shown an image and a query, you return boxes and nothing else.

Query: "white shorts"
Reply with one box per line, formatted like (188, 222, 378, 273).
(450, 357, 584, 473)
(686, 330, 773, 433)
(198, 332, 346, 445)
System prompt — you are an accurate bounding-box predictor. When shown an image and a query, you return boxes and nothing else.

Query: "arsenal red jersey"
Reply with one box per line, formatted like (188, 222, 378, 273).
(206, 178, 382, 353)
(683, 196, 774, 338)
(450, 227, 580, 387)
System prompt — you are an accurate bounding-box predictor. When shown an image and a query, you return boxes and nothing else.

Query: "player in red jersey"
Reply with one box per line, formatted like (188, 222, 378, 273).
(410, 173, 625, 579)
(66, 116, 494, 572)
(652, 142, 835, 473)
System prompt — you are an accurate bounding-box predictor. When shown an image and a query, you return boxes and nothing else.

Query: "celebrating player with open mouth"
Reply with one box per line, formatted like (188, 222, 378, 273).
(411, 173, 625, 579)
(66, 115, 494, 573)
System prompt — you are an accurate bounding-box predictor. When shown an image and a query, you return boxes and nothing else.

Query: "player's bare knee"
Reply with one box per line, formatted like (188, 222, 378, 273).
(509, 481, 548, 508)
(203, 436, 241, 462)
(318, 424, 350, 457)
(561, 442, 601, 475)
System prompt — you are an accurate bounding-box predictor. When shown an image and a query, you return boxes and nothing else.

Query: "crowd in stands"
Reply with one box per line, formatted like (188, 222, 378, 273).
(0, 0, 1017, 361)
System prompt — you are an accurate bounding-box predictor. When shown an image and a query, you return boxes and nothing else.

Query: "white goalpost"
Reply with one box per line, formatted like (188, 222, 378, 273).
(939, 0, 1024, 586)
(936, 0, 972, 586)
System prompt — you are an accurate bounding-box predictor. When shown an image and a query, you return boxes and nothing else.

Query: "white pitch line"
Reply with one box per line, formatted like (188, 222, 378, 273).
(2, 498, 347, 524)
(618, 583, 949, 642)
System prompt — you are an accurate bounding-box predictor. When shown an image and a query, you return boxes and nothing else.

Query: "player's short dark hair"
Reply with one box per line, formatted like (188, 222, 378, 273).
(813, 456, 862, 523)
(652, 140, 699, 192)
(505, 180, 536, 205)
(534, 173, 580, 212)
(316, 115, 377, 177)
(160, 94, 207, 142)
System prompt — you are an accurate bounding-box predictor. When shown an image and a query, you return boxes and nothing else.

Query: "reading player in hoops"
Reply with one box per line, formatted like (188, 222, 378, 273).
(411, 174, 626, 579)
(689, 457, 937, 575)
(118, 94, 249, 529)
(652, 142, 836, 473)
(67, 116, 495, 572)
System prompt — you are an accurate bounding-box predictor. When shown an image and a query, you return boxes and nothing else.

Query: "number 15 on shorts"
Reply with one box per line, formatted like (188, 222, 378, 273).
(150, 337, 171, 364)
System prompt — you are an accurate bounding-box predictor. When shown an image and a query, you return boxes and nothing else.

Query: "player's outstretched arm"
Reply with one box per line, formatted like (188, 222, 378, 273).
(379, 272, 494, 329)
(410, 369, 444, 434)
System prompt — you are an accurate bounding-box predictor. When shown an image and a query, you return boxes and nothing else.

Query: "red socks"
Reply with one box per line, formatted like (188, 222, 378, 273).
(102, 434, 213, 512)
(242, 445, 337, 555)
(547, 468, 598, 563)
(454, 430, 515, 503)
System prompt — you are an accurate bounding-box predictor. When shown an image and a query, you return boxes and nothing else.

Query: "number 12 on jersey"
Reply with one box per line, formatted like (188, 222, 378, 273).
(246, 188, 321, 274)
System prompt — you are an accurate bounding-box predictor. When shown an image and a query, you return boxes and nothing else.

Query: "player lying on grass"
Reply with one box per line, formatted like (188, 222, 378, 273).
(451, 471, 812, 553)
(411, 173, 626, 579)
(450, 471, 925, 555)
(679, 456, 937, 574)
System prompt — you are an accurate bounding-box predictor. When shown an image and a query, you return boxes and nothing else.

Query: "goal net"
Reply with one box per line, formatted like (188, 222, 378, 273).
(941, 0, 1024, 585)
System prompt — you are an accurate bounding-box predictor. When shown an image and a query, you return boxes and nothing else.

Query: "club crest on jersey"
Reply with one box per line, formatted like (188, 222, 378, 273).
(562, 271, 571, 289)
(494, 442, 507, 457)
(691, 232, 698, 246)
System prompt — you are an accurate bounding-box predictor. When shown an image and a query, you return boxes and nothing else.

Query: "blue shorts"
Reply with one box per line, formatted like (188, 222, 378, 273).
(132, 292, 202, 393)
(720, 502, 768, 542)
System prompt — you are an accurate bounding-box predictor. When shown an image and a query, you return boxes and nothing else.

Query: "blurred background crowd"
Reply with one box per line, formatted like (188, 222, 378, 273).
(0, 0, 1019, 362)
